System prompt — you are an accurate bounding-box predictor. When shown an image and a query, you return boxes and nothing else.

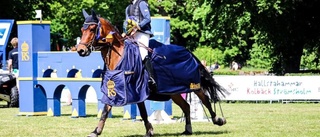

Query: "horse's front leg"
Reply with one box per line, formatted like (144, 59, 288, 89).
(171, 94, 192, 135)
(195, 90, 226, 126)
(88, 104, 112, 137)
(137, 102, 154, 137)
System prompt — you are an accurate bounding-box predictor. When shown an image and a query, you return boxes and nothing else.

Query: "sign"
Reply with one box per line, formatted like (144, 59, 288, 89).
(150, 17, 170, 44)
(0, 20, 14, 46)
(35, 10, 42, 23)
(0, 19, 14, 69)
(35, 10, 42, 19)
(215, 76, 320, 100)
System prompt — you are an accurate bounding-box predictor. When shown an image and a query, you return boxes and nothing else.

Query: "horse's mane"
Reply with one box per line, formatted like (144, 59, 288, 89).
(99, 17, 124, 44)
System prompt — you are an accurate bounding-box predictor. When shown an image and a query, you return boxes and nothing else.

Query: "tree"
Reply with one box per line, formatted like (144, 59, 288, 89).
(47, 0, 129, 48)
(160, 0, 320, 75)
(0, 0, 129, 49)
(251, 0, 320, 74)
(149, 0, 202, 50)
(2, 0, 320, 75)
(0, 0, 51, 38)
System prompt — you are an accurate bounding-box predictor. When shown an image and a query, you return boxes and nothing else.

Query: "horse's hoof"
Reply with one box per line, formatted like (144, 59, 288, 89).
(144, 122, 154, 137)
(181, 130, 192, 135)
(181, 124, 192, 135)
(214, 117, 227, 126)
(144, 130, 154, 137)
(87, 133, 98, 137)
(143, 130, 154, 137)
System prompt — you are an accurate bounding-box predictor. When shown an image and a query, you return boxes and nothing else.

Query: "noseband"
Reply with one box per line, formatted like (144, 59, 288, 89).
(79, 22, 105, 51)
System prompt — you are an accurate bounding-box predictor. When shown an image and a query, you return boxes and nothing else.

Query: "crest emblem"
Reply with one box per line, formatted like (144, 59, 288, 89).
(107, 80, 116, 97)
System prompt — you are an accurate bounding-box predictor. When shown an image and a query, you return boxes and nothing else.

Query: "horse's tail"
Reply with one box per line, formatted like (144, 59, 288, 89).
(199, 65, 229, 103)
(188, 51, 229, 102)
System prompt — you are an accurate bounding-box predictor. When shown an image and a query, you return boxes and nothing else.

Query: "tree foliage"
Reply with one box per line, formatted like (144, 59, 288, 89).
(47, 0, 129, 46)
(0, 0, 51, 37)
(1, 0, 320, 75)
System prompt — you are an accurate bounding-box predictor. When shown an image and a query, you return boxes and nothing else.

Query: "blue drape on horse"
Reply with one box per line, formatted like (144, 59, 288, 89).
(101, 39, 200, 106)
(149, 39, 200, 94)
(101, 40, 149, 106)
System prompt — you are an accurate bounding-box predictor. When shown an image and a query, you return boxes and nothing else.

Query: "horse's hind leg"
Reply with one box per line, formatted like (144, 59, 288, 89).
(171, 94, 192, 135)
(137, 102, 154, 137)
(194, 90, 226, 126)
(88, 104, 112, 137)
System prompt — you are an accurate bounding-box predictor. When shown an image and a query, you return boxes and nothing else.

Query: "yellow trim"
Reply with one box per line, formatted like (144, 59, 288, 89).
(151, 16, 170, 20)
(37, 78, 101, 81)
(123, 110, 131, 119)
(17, 21, 51, 25)
(47, 108, 54, 117)
(71, 108, 79, 117)
(18, 111, 47, 116)
(18, 77, 33, 81)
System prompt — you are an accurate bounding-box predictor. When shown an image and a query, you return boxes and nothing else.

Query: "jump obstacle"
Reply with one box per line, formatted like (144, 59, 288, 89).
(16, 17, 172, 120)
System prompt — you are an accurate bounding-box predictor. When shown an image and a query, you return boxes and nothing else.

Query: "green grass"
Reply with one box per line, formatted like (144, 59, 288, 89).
(0, 101, 319, 137)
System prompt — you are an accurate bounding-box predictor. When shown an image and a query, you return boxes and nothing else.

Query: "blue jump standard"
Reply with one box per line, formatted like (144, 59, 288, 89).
(16, 17, 172, 119)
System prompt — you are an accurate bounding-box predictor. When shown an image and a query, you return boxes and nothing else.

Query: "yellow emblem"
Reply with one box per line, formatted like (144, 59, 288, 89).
(107, 80, 116, 97)
(21, 41, 30, 61)
(190, 83, 201, 90)
(106, 33, 113, 39)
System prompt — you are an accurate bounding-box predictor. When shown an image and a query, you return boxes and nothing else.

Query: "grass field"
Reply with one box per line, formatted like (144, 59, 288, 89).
(0, 101, 319, 137)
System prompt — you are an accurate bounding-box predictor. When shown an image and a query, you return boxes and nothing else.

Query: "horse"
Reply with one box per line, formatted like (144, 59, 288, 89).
(76, 9, 228, 137)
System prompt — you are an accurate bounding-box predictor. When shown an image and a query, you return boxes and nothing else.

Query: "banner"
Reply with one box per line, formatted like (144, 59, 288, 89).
(215, 76, 320, 100)
(0, 19, 14, 69)
(0, 20, 14, 46)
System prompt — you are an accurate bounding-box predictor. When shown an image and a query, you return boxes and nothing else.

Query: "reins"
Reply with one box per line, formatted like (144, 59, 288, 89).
(124, 34, 167, 60)
(125, 35, 153, 53)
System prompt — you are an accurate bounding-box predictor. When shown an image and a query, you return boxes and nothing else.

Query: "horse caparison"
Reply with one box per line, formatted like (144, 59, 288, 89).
(76, 9, 228, 137)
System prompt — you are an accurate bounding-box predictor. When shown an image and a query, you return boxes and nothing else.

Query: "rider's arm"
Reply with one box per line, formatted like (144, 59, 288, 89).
(125, 6, 130, 20)
(138, 1, 151, 28)
(122, 6, 130, 37)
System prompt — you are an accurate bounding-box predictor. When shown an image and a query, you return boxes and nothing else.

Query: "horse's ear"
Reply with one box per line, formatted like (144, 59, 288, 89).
(82, 9, 89, 18)
(91, 9, 98, 20)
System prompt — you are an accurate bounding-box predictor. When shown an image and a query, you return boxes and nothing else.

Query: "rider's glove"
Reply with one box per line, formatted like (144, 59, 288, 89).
(125, 18, 140, 36)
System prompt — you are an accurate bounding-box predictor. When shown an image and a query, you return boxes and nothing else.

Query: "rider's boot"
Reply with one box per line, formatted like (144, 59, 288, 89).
(143, 56, 157, 91)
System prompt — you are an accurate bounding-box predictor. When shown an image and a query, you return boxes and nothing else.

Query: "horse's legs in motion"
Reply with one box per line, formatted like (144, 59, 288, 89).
(88, 104, 112, 137)
(137, 102, 154, 137)
(194, 90, 226, 126)
(171, 94, 192, 135)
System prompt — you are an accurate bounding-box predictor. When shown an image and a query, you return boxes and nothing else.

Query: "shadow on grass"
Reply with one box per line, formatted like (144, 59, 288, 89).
(124, 130, 229, 137)
(59, 114, 123, 118)
(0, 105, 8, 108)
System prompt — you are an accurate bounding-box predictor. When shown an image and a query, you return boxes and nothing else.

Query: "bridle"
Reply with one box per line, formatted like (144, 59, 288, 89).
(79, 21, 107, 51)
(79, 20, 124, 67)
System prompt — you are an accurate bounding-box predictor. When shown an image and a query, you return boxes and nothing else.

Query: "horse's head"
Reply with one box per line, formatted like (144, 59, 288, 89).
(77, 9, 122, 57)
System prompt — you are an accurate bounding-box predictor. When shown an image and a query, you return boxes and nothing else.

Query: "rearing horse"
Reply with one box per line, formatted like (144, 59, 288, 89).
(77, 9, 228, 137)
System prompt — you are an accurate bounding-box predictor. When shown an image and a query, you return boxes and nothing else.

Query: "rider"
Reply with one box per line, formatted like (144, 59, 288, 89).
(8, 37, 19, 90)
(124, 0, 156, 88)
